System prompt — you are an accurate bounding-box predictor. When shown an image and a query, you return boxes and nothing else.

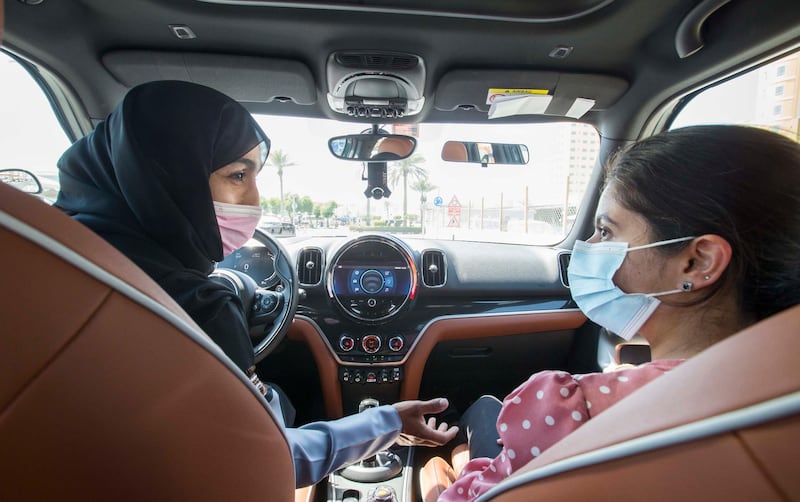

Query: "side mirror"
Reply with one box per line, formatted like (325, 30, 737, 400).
(441, 141, 530, 166)
(329, 133, 416, 162)
(0, 169, 43, 194)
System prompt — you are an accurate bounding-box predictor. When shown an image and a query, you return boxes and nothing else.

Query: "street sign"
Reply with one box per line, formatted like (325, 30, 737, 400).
(433, 195, 443, 207)
(447, 195, 462, 217)
(448, 215, 460, 227)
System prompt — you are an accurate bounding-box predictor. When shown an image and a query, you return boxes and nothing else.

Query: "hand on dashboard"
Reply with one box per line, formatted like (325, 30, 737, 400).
(393, 398, 459, 447)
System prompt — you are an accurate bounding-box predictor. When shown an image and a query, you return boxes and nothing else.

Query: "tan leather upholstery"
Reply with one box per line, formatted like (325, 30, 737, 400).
(420, 444, 471, 502)
(420, 305, 800, 501)
(450, 443, 470, 475)
(0, 183, 295, 500)
(484, 304, 800, 501)
(420, 456, 458, 502)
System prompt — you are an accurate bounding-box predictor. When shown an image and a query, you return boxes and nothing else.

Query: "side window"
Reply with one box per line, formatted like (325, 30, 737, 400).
(0, 51, 71, 201)
(670, 48, 800, 142)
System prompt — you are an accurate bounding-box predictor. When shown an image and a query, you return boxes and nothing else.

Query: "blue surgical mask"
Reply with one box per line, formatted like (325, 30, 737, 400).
(567, 236, 695, 340)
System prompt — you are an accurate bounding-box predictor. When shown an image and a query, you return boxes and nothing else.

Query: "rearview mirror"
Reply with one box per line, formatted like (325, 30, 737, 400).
(329, 133, 417, 162)
(441, 141, 530, 166)
(0, 169, 43, 194)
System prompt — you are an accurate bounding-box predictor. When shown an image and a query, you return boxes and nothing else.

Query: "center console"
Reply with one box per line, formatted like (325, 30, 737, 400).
(312, 235, 424, 500)
(328, 399, 415, 502)
(328, 446, 414, 502)
(322, 234, 420, 415)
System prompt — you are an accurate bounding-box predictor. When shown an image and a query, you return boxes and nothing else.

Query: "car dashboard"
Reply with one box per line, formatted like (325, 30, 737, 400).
(224, 232, 592, 418)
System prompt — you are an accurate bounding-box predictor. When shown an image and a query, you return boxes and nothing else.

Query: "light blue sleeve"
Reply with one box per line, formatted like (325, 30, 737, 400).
(284, 405, 402, 487)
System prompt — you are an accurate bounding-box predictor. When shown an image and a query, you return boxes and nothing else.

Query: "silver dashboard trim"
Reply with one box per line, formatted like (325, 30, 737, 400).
(296, 307, 583, 367)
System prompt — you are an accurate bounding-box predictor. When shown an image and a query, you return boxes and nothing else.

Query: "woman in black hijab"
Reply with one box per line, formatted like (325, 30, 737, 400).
(56, 80, 266, 372)
(54, 80, 458, 487)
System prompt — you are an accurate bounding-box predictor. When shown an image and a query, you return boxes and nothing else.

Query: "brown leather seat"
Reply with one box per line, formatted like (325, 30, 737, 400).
(477, 304, 800, 500)
(0, 182, 295, 500)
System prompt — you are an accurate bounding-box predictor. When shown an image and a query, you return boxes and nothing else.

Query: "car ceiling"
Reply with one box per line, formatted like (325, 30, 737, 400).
(3, 0, 800, 140)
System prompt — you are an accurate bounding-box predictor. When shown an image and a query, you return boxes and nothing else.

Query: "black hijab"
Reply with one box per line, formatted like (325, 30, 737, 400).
(56, 80, 269, 371)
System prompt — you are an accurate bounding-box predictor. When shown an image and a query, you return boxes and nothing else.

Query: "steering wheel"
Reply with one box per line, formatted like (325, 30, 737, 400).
(210, 228, 298, 362)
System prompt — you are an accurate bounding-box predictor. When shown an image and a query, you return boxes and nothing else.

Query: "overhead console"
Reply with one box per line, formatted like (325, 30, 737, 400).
(326, 51, 426, 119)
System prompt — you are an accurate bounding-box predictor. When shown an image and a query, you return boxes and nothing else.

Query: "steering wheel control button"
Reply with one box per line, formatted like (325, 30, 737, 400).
(260, 292, 279, 314)
(362, 334, 381, 353)
(339, 335, 355, 352)
(388, 336, 404, 351)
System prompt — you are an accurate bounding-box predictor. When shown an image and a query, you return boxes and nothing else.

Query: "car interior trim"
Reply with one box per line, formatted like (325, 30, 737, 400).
(298, 308, 586, 368)
(420, 248, 447, 288)
(0, 207, 281, 421)
(399, 309, 587, 401)
(194, 0, 618, 24)
(288, 316, 345, 417)
(674, 0, 732, 59)
(433, 70, 629, 114)
(102, 51, 317, 105)
(476, 390, 800, 501)
(288, 309, 585, 417)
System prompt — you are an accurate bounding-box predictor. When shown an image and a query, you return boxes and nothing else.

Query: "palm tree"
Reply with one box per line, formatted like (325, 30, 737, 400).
(410, 177, 437, 230)
(267, 149, 296, 216)
(389, 154, 427, 226)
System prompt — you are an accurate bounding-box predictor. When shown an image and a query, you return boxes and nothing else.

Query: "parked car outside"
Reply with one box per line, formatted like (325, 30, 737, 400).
(259, 215, 296, 237)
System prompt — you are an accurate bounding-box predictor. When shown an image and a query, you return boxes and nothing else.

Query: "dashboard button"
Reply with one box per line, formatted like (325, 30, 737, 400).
(362, 334, 381, 353)
(339, 335, 355, 352)
(388, 336, 404, 351)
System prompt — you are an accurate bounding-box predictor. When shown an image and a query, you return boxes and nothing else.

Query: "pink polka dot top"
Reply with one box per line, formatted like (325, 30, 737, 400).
(439, 359, 684, 501)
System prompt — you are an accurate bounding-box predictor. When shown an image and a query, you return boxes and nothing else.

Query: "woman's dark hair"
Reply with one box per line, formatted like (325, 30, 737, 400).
(605, 124, 800, 320)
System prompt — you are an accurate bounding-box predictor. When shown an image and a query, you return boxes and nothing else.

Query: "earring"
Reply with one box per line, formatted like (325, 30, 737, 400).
(681, 281, 693, 291)
(704, 275, 711, 280)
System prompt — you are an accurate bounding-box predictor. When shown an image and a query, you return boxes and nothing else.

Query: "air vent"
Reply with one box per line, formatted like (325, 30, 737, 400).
(297, 247, 323, 286)
(558, 252, 571, 287)
(335, 53, 418, 71)
(421, 250, 446, 287)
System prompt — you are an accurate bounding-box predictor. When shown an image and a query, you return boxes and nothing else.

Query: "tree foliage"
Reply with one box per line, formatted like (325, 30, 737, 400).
(389, 153, 427, 226)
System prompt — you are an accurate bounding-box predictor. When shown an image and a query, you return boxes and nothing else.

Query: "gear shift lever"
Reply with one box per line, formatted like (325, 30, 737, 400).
(339, 398, 403, 483)
(358, 398, 381, 466)
(359, 397, 380, 413)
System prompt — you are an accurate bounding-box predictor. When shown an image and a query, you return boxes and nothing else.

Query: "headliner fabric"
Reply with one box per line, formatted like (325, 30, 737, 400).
(55, 80, 270, 371)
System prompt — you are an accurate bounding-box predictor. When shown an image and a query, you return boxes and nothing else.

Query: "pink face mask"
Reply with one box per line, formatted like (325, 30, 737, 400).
(213, 201, 262, 257)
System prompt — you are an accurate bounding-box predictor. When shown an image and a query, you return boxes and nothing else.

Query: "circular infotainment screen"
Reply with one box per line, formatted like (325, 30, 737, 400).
(327, 234, 417, 322)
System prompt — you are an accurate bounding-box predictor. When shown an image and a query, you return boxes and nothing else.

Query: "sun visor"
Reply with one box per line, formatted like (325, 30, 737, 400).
(102, 51, 316, 105)
(434, 70, 628, 119)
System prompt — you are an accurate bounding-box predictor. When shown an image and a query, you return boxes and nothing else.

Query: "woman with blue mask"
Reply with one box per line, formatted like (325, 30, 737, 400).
(423, 124, 800, 502)
(55, 81, 458, 488)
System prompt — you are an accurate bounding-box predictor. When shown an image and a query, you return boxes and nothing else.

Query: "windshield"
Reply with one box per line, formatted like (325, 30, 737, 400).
(0, 49, 598, 245)
(252, 114, 598, 245)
